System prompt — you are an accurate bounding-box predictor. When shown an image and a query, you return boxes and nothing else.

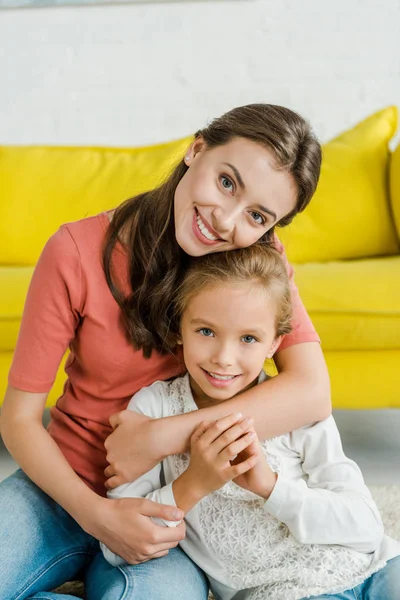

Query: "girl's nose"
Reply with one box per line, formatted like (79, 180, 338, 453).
(212, 345, 234, 369)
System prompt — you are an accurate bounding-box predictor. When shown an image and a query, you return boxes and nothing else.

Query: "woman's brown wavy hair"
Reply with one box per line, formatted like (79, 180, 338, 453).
(103, 103, 321, 358)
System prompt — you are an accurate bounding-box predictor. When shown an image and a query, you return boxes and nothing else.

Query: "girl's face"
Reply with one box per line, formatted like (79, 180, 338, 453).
(179, 281, 281, 408)
(174, 137, 297, 257)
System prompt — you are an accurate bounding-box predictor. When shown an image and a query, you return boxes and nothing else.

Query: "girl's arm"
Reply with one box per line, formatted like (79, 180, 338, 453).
(105, 341, 331, 488)
(1, 385, 185, 564)
(264, 416, 383, 553)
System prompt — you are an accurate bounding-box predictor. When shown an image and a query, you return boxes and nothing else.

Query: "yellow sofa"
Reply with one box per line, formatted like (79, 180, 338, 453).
(1, 107, 399, 409)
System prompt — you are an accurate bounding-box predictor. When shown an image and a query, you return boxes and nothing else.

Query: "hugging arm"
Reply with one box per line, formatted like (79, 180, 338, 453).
(105, 241, 331, 488)
(263, 416, 383, 553)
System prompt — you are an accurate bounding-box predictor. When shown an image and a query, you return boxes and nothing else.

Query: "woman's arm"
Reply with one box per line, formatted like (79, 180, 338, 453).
(105, 341, 331, 488)
(1, 385, 185, 564)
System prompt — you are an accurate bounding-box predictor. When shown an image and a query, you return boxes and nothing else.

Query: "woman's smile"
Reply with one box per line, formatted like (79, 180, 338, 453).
(192, 208, 226, 246)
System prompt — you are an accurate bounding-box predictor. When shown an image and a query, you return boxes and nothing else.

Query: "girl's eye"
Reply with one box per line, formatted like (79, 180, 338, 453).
(220, 175, 234, 194)
(249, 211, 266, 225)
(199, 328, 214, 337)
(242, 335, 257, 344)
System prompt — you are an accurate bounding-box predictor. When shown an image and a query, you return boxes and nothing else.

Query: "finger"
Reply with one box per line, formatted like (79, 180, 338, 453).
(199, 413, 248, 446)
(191, 420, 214, 443)
(218, 431, 257, 463)
(140, 498, 185, 523)
(228, 453, 260, 478)
(105, 475, 124, 490)
(146, 522, 186, 545)
(205, 417, 254, 452)
(148, 549, 170, 560)
(109, 410, 125, 430)
(104, 465, 116, 479)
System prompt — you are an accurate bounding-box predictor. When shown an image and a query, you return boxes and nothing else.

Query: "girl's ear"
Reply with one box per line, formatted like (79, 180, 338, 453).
(266, 336, 282, 359)
(184, 137, 205, 166)
(176, 337, 183, 345)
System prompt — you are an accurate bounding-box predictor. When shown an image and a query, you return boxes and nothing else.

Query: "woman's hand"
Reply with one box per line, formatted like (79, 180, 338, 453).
(172, 414, 259, 513)
(104, 411, 163, 489)
(233, 434, 277, 499)
(90, 496, 186, 565)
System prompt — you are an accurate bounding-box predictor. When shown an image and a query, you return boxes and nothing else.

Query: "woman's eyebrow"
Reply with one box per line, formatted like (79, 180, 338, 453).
(222, 162, 277, 221)
(222, 162, 246, 189)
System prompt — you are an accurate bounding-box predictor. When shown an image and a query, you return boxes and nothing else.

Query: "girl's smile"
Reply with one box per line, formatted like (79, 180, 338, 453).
(179, 281, 280, 409)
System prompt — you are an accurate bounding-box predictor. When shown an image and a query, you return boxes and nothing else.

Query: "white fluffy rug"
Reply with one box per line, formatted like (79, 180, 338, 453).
(369, 485, 400, 541)
(55, 485, 400, 598)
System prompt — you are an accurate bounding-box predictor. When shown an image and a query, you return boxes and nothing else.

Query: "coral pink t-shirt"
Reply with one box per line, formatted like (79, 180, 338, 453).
(8, 213, 319, 496)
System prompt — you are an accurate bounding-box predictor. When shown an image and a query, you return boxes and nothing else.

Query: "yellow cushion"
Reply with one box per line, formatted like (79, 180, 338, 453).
(0, 267, 33, 351)
(390, 140, 400, 238)
(0, 351, 68, 409)
(324, 350, 400, 409)
(294, 256, 400, 350)
(0, 137, 192, 265)
(279, 107, 399, 263)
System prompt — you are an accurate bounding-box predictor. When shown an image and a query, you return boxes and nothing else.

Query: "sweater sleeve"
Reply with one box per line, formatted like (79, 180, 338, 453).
(273, 234, 320, 352)
(8, 225, 83, 393)
(263, 416, 384, 553)
(101, 384, 182, 567)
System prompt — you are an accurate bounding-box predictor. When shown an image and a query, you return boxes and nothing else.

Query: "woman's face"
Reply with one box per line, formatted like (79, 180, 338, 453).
(174, 137, 297, 256)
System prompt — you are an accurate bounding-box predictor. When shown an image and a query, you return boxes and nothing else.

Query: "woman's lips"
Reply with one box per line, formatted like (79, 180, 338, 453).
(192, 209, 223, 246)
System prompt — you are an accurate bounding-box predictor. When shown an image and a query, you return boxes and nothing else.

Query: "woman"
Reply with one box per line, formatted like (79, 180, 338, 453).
(0, 104, 330, 599)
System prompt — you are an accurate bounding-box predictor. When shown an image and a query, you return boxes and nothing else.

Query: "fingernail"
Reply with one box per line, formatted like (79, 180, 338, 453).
(235, 413, 243, 419)
(173, 510, 183, 520)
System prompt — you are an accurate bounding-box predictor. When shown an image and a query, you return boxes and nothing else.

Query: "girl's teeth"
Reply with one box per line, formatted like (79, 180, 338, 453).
(209, 372, 236, 380)
(196, 214, 218, 241)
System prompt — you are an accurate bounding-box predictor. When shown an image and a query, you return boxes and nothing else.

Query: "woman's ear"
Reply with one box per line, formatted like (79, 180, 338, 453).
(184, 137, 205, 166)
(266, 336, 282, 359)
(176, 337, 183, 345)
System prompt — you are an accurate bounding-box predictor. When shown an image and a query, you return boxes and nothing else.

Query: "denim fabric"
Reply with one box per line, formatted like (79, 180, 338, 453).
(85, 547, 209, 600)
(0, 470, 208, 600)
(304, 554, 400, 599)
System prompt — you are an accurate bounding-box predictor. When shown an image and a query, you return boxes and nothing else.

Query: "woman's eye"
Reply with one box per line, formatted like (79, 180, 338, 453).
(242, 335, 257, 344)
(220, 176, 234, 194)
(199, 328, 214, 337)
(250, 211, 266, 225)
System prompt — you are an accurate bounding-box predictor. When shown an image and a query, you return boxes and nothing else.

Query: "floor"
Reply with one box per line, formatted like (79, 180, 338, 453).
(1, 409, 400, 485)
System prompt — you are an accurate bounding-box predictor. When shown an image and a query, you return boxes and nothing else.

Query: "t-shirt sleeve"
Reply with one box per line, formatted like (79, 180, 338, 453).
(273, 233, 320, 352)
(8, 225, 83, 393)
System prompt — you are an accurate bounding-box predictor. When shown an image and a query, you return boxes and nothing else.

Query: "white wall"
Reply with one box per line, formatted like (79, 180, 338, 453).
(0, 0, 399, 146)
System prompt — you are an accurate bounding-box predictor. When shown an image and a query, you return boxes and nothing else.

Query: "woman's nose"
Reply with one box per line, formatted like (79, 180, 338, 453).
(212, 207, 237, 236)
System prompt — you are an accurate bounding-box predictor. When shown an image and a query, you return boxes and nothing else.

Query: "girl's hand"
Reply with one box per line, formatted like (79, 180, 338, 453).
(175, 414, 259, 510)
(91, 496, 185, 564)
(104, 411, 162, 489)
(233, 433, 277, 499)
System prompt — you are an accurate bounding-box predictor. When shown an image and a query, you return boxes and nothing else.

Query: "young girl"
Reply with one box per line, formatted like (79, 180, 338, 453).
(101, 245, 400, 600)
(1, 104, 330, 599)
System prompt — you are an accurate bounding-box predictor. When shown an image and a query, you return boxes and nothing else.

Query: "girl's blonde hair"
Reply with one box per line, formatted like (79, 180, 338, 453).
(171, 244, 293, 347)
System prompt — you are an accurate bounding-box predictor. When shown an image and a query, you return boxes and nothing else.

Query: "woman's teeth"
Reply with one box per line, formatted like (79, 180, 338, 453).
(196, 214, 218, 241)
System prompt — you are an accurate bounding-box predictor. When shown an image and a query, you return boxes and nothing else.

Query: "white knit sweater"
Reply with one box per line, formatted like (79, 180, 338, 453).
(101, 374, 400, 600)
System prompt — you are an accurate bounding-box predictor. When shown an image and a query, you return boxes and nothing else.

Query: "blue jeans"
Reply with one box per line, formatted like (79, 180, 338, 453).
(304, 554, 400, 599)
(0, 469, 209, 600)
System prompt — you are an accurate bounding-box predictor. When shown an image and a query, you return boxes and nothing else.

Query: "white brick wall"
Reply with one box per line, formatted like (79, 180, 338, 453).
(0, 0, 399, 146)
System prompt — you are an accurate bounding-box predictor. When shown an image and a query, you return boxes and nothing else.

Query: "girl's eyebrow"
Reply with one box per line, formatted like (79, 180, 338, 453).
(222, 162, 277, 222)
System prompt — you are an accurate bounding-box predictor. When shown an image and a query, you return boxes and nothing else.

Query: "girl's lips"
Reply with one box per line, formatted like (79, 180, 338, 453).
(192, 209, 223, 246)
(202, 368, 240, 389)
